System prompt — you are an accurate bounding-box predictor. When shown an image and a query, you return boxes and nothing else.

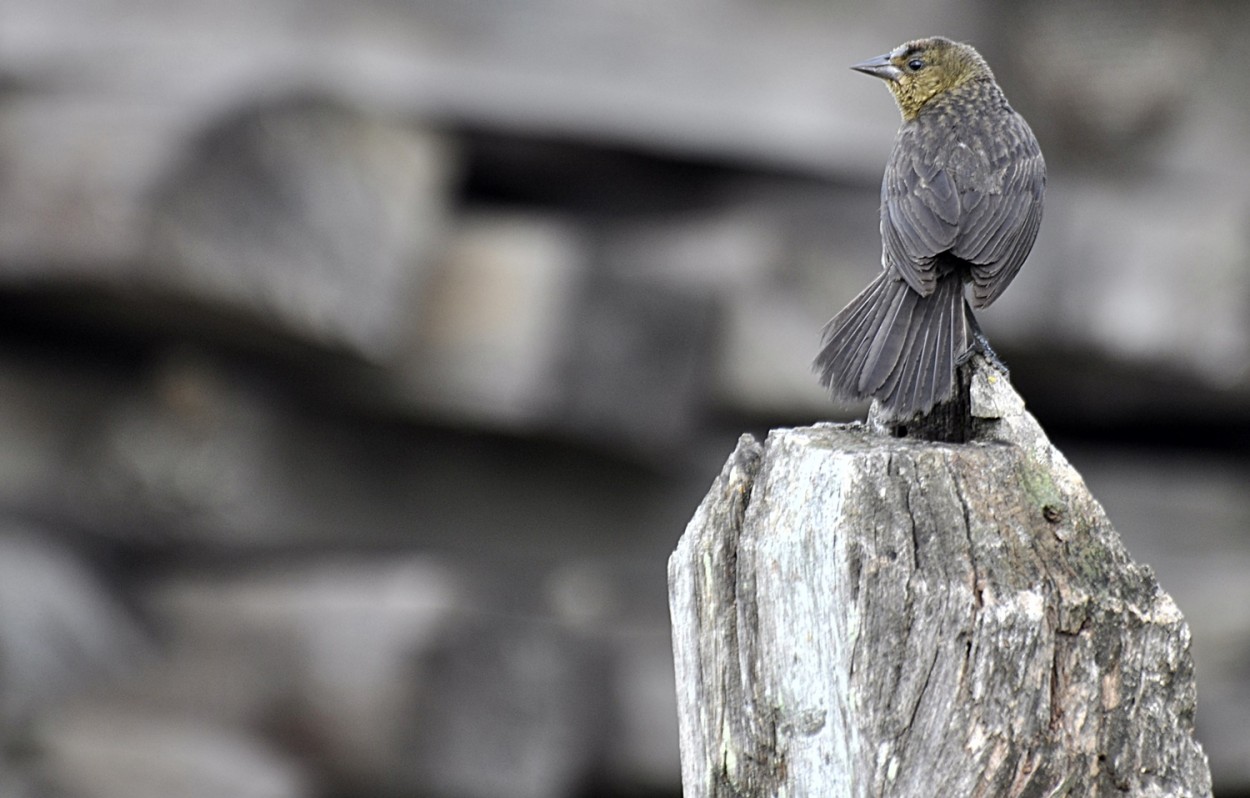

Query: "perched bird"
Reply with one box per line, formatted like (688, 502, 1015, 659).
(815, 36, 1045, 419)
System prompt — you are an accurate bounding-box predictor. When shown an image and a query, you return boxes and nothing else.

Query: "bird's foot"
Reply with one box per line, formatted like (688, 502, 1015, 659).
(957, 328, 1010, 376)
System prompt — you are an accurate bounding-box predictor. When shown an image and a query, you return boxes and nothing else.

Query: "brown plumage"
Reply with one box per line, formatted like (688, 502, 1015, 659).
(815, 37, 1045, 419)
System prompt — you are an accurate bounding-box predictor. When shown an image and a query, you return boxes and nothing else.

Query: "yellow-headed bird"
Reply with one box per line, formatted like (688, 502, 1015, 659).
(816, 37, 1045, 420)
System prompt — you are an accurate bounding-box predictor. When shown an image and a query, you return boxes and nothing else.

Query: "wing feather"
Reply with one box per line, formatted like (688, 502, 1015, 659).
(880, 108, 1044, 311)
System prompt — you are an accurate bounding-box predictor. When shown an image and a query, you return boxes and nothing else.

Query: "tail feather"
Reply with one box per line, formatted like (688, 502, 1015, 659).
(814, 270, 972, 418)
(913, 291, 944, 413)
(885, 283, 941, 413)
(860, 283, 918, 395)
(912, 279, 963, 414)
(928, 287, 956, 410)
(815, 274, 890, 394)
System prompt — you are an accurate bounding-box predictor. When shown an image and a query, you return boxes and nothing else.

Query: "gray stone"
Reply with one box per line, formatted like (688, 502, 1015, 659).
(0, 530, 146, 734)
(0, 0, 967, 178)
(34, 703, 312, 798)
(143, 556, 463, 784)
(147, 98, 457, 358)
(990, 175, 1250, 392)
(142, 556, 629, 797)
(557, 271, 718, 454)
(397, 213, 588, 427)
(406, 619, 605, 798)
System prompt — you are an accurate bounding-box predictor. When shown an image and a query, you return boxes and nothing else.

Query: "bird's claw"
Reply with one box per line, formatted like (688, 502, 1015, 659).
(957, 328, 1009, 376)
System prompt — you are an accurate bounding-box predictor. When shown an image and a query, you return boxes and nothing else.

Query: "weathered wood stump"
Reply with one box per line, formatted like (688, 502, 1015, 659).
(668, 359, 1212, 797)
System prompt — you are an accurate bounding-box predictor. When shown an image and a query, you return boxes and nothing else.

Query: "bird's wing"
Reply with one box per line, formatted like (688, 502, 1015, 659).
(881, 144, 961, 297)
(955, 139, 1045, 308)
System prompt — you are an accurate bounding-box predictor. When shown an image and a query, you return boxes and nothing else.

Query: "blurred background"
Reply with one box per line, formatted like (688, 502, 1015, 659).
(0, 0, 1247, 796)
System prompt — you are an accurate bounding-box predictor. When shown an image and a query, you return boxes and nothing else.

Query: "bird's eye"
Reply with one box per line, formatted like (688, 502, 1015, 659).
(907, 58, 925, 71)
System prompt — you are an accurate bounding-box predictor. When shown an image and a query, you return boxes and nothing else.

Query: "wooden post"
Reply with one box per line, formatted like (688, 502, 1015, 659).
(668, 359, 1212, 797)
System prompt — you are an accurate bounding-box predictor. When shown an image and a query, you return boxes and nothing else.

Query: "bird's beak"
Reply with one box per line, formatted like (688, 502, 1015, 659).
(851, 53, 902, 82)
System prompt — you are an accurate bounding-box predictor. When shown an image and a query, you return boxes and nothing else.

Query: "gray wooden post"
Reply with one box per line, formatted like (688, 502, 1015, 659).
(668, 360, 1212, 797)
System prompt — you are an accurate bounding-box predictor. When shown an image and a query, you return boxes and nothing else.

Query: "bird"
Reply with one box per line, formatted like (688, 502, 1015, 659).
(814, 36, 1045, 420)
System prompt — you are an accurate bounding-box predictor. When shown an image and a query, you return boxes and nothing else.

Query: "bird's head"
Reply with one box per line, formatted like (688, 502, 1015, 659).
(852, 37, 993, 120)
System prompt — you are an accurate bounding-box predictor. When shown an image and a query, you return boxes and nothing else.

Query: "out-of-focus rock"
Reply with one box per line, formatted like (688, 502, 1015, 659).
(997, 1, 1201, 163)
(599, 627, 682, 789)
(994, 178, 1250, 374)
(541, 557, 680, 791)
(406, 619, 606, 798)
(143, 556, 462, 786)
(591, 180, 878, 420)
(0, 353, 120, 525)
(0, 529, 145, 734)
(399, 213, 587, 427)
(134, 553, 684, 798)
(33, 703, 312, 798)
(557, 272, 718, 453)
(0, 0, 967, 179)
(0, 96, 190, 273)
(397, 209, 722, 451)
(82, 352, 289, 542)
(147, 98, 458, 358)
